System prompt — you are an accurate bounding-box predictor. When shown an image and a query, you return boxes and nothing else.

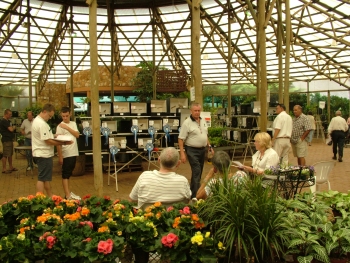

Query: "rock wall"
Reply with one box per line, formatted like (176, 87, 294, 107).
(66, 66, 141, 93)
(37, 82, 67, 109)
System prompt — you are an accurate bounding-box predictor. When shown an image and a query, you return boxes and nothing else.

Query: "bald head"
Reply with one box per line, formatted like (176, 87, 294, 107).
(336, 111, 342, 116)
(159, 147, 180, 170)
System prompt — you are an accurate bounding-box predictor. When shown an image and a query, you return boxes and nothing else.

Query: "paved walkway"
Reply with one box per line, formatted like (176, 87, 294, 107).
(0, 137, 349, 203)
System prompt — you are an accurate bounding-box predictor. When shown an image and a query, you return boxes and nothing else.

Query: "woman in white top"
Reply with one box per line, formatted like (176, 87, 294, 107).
(241, 132, 280, 175)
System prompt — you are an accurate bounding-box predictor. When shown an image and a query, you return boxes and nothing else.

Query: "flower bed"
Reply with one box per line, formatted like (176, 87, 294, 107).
(0, 194, 225, 263)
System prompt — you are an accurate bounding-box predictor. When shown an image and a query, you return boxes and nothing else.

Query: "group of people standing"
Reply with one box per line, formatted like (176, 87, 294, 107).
(0, 104, 81, 200)
(130, 102, 349, 209)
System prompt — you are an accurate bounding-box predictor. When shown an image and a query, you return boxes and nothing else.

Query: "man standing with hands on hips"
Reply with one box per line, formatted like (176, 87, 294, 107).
(291, 105, 312, 166)
(178, 102, 214, 198)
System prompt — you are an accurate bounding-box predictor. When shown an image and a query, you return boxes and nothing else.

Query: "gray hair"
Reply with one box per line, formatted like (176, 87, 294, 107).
(190, 102, 202, 109)
(212, 151, 231, 174)
(159, 147, 179, 169)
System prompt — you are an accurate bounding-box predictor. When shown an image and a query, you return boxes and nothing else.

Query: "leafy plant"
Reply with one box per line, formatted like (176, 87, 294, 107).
(198, 176, 286, 262)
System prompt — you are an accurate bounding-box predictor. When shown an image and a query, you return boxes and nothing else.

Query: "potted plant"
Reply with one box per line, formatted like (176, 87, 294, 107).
(16, 135, 26, 146)
(198, 176, 286, 262)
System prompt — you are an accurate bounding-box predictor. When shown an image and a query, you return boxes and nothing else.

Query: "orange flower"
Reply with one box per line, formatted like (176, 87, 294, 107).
(173, 217, 181, 228)
(144, 212, 153, 218)
(156, 212, 162, 219)
(154, 202, 162, 207)
(81, 207, 90, 216)
(27, 195, 35, 200)
(191, 214, 199, 221)
(19, 226, 30, 234)
(98, 226, 110, 233)
(145, 206, 153, 213)
(52, 195, 63, 206)
(64, 212, 81, 221)
(194, 221, 205, 229)
(20, 218, 29, 224)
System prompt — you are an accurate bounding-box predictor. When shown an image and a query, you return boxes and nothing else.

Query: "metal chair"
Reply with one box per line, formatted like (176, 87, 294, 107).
(310, 161, 335, 192)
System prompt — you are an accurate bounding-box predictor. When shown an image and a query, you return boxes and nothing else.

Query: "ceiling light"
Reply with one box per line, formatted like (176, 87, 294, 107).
(331, 39, 337, 47)
(11, 53, 18, 59)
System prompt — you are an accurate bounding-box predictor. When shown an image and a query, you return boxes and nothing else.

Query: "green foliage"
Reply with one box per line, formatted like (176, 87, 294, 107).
(198, 176, 286, 262)
(22, 104, 61, 134)
(208, 127, 227, 147)
(132, 62, 188, 102)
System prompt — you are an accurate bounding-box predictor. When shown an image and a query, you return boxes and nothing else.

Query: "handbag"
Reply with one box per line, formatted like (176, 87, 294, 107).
(326, 136, 332, 145)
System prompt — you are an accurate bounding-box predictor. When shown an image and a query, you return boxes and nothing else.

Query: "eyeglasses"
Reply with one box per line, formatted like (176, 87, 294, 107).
(47, 112, 54, 119)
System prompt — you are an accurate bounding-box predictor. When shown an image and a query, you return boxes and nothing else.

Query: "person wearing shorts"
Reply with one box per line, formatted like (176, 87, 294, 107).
(291, 105, 312, 166)
(0, 109, 17, 173)
(32, 104, 73, 196)
(56, 106, 80, 200)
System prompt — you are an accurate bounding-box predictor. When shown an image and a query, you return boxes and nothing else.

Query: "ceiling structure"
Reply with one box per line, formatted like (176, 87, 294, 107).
(0, 0, 350, 94)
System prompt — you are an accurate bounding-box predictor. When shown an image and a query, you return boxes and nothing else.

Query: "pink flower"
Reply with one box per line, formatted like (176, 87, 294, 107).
(179, 206, 191, 215)
(76, 207, 82, 212)
(83, 237, 92, 242)
(161, 233, 179, 248)
(167, 206, 174, 212)
(79, 221, 94, 229)
(97, 239, 113, 254)
(46, 236, 56, 249)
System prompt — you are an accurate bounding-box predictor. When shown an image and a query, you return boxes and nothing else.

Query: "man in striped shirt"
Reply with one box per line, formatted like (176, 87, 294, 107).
(129, 147, 191, 209)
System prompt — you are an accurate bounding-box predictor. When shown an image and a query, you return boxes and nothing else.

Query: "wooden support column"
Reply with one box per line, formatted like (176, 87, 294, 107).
(69, 8, 74, 118)
(191, 0, 202, 103)
(277, 0, 283, 103)
(258, 0, 267, 132)
(306, 81, 310, 106)
(87, 0, 103, 197)
(327, 90, 331, 122)
(227, 1, 232, 120)
(152, 12, 157, 100)
(283, 0, 291, 112)
(26, 0, 32, 107)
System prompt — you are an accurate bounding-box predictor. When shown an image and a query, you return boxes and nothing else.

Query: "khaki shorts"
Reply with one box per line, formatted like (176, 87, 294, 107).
(2, 141, 14, 157)
(291, 139, 307, 158)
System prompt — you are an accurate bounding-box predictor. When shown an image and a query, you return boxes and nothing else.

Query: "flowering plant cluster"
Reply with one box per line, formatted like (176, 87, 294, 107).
(264, 164, 315, 180)
(0, 193, 225, 263)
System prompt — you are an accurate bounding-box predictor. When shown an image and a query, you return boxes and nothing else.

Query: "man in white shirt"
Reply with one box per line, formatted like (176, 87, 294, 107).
(56, 106, 80, 200)
(272, 104, 293, 167)
(328, 111, 348, 162)
(129, 147, 191, 209)
(32, 104, 73, 196)
(20, 111, 34, 170)
(178, 102, 213, 198)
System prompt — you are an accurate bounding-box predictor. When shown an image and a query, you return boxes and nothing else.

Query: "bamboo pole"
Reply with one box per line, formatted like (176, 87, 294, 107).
(87, 0, 103, 197)
(258, 0, 267, 132)
(283, 0, 291, 112)
(191, 0, 202, 103)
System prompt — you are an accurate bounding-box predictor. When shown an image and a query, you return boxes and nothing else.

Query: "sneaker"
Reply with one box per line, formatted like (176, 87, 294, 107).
(69, 192, 81, 200)
(26, 166, 32, 171)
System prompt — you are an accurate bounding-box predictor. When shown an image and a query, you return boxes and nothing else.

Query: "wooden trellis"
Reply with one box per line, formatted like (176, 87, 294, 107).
(156, 69, 188, 93)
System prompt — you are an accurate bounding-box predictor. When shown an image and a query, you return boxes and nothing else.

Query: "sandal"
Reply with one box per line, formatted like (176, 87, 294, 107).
(2, 170, 11, 174)
(10, 168, 18, 171)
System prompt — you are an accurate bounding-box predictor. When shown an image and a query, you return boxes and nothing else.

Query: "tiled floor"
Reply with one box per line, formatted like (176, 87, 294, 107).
(1, 137, 349, 203)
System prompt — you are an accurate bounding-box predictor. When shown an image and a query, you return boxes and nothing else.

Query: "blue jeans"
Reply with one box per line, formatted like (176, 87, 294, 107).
(185, 145, 206, 198)
(307, 130, 315, 143)
(24, 138, 33, 168)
